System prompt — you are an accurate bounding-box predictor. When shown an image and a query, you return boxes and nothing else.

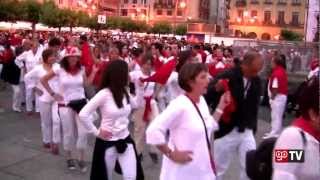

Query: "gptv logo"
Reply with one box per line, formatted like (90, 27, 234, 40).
(274, 149, 305, 163)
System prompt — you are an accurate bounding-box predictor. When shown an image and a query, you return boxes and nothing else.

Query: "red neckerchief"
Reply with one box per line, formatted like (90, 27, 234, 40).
(292, 117, 320, 142)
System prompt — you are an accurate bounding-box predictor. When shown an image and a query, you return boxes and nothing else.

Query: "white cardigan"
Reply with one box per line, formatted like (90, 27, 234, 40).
(146, 95, 218, 180)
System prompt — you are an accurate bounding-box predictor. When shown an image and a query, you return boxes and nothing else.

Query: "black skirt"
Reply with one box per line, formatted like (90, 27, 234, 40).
(90, 136, 144, 180)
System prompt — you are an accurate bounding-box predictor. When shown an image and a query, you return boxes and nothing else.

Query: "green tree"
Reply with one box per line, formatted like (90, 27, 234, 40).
(20, 0, 42, 35)
(280, 29, 303, 41)
(175, 24, 187, 35)
(152, 21, 172, 35)
(0, 0, 23, 22)
(40, 0, 67, 32)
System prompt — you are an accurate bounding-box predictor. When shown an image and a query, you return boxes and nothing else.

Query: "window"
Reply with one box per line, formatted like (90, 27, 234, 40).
(238, 10, 244, 18)
(167, 10, 172, 16)
(277, 11, 285, 24)
(264, 0, 272, 4)
(251, 10, 258, 17)
(157, 9, 163, 15)
(133, 0, 137, 4)
(59, 0, 63, 4)
(292, 12, 299, 25)
(124, 0, 129, 3)
(142, 0, 147, 4)
(177, 9, 183, 16)
(121, 9, 128, 16)
(251, 0, 259, 4)
(278, 0, 286, 3)
(167, 0, 173, 5)
(292, 0, 300, 3)
(264, 11, 272, 24)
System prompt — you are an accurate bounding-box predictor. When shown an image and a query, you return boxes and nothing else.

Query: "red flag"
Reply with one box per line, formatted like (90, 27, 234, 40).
(80, 42, 94, 76)
(141, 57, 177, 85)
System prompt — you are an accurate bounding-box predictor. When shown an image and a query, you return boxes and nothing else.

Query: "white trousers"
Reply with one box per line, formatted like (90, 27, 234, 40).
(25, 87, 39, 112)
(214, 128, 256, 180)
(52, 102, 61, 143)
(58, 107, 88, 151)
(11, 84, 23, 111)
(104, 144, 137, 180)
(38, 101, 53, 144)
(269, 95, 287, 136)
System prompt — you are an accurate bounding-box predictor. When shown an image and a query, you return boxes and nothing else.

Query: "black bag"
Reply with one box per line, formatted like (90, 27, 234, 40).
(67, 99, 87, 113)
(246, 131, 306, 180)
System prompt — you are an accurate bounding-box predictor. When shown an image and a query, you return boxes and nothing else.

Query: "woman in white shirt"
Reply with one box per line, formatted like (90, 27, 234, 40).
(272, 77, 320, 180)
(41, 47, 97, 172)
(146, 63, 230, 180)
(24, 49, 60, 154)
(79, 60, 144, 180)
(130, 52, 159, 163)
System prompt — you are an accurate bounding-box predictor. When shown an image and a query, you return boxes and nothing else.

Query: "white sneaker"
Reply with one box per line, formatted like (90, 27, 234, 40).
(13, 107, 22, 112)
(262, 133, 279, 139)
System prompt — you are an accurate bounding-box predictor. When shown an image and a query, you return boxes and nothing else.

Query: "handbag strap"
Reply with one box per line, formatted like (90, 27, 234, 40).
(185, 95, 217, 175)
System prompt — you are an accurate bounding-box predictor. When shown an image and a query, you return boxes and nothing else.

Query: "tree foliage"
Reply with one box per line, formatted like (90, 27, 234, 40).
(175, 24, 187, 35)
(280, 29, 303, 41)
(152, 21, 172, 35)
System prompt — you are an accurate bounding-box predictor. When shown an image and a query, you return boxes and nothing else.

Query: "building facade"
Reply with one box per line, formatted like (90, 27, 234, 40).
(228, 0, 306, 40)
(209, 0, 231, 34)
(116, 0, 210, 25)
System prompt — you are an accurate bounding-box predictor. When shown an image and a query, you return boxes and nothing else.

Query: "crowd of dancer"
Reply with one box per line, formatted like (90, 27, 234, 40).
(0, 31, 319, 180)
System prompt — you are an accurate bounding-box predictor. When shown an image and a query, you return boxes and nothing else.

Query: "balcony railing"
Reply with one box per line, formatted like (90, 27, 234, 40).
(235, 0, 247, 7)
(250, 1, 259, 5)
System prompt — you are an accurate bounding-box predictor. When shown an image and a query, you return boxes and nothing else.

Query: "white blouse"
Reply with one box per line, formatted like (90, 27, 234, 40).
(146, 95, 218, 180)
(52, 65, 86, 104)
(79, 87, 144, 141)
(130, 70, 155, 97)
(15, 48, 43, 73)
(273, 127, 320, 180)
(24, 63, 60, 103)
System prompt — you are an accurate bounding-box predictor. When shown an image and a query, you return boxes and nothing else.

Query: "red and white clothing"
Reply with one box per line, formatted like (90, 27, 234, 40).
(273, 118, 320, 180)
(146, 95, 218, 180)
(267, 66, 288, 137)
(52, 65, 88, 151)
(130, 70, 159, 155)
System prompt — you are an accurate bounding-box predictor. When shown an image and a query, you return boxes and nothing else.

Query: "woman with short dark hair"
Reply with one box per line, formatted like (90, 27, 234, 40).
(272, 77, 320, 180)
(79, 60, 145, 180)
(146, 63, 230, 180)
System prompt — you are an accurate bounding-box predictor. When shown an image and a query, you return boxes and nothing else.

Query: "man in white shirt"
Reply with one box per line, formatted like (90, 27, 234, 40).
(15, 40, 44, 114)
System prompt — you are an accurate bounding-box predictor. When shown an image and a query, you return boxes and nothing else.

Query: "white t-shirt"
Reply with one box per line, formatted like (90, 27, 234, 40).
(130, 70, 155, 97)
(24, 63, 60, 103)
(53, 65, 86, 103)
(79, 88, 144, 140)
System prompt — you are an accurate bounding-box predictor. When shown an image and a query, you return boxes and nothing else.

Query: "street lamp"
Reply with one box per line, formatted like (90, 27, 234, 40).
(179, 1, 186, 9)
